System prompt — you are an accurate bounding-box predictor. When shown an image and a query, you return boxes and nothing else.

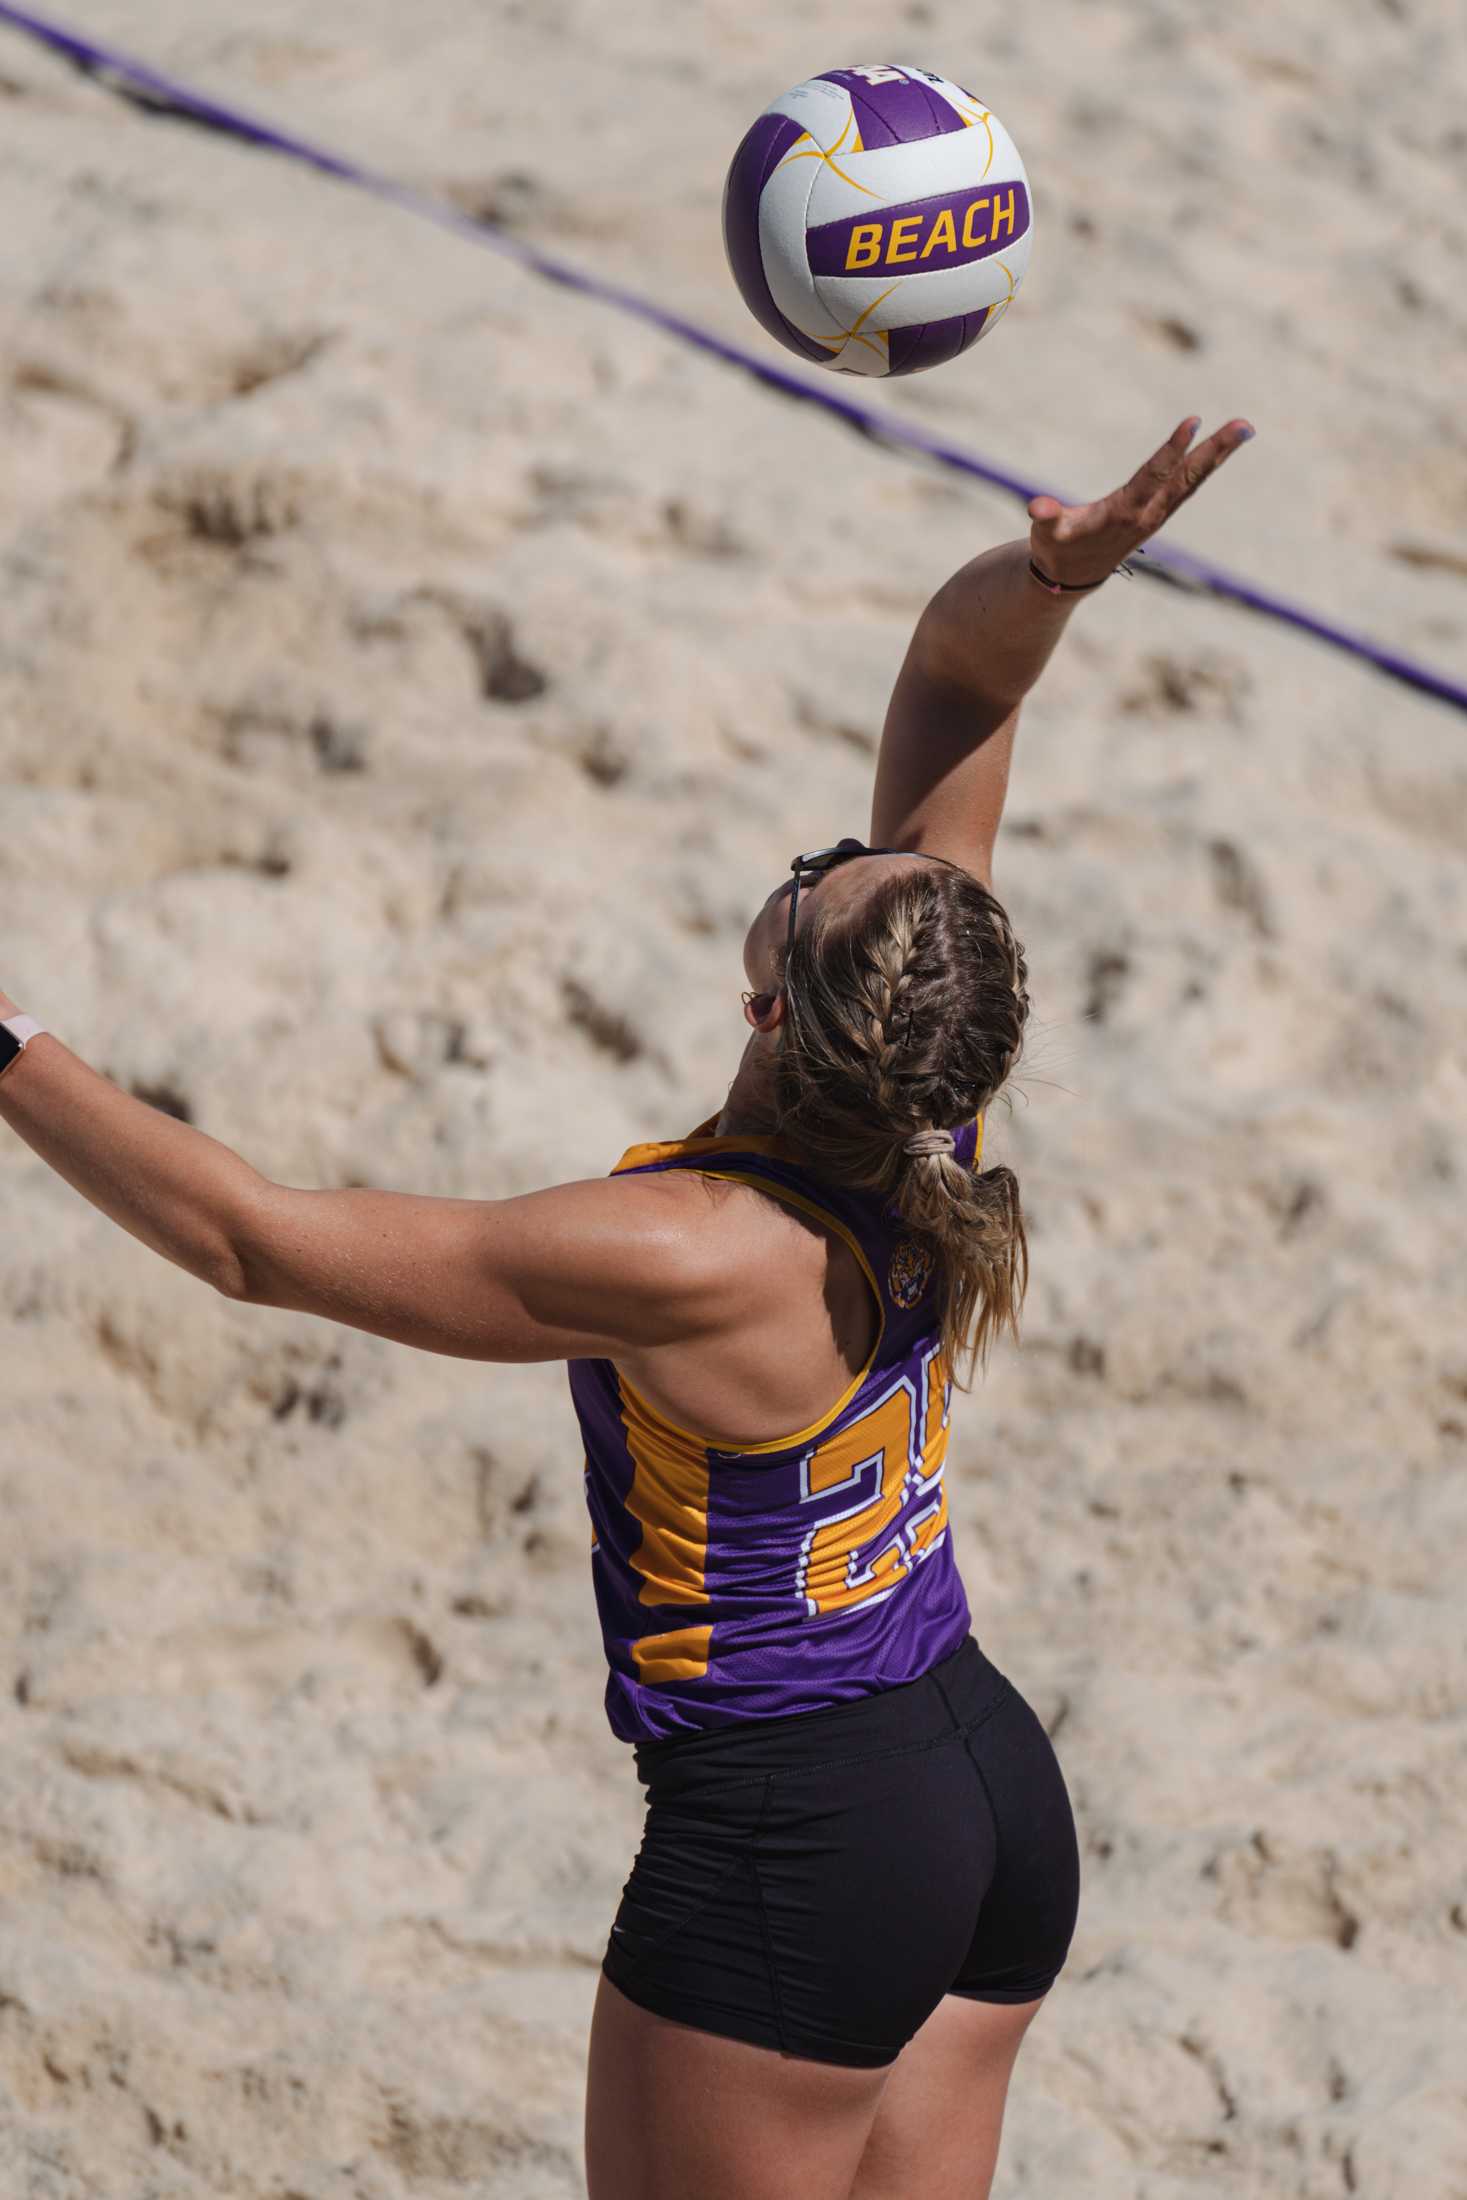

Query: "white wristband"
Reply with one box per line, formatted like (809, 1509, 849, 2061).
(1, 1014, 48, 1069)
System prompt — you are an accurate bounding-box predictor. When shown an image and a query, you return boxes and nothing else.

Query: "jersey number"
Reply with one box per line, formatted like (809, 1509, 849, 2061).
(795, 1346, 951, 1619)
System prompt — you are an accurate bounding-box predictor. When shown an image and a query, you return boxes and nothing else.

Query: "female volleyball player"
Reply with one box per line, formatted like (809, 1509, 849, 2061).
(0, 411, 1251, 2198)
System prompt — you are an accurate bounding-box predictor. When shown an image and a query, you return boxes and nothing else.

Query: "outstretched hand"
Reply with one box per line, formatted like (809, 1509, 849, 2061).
(1027, 414, 1255, 589)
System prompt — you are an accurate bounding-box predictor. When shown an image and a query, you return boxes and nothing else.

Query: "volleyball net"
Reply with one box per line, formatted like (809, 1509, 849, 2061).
(2, 0, 1463, 719)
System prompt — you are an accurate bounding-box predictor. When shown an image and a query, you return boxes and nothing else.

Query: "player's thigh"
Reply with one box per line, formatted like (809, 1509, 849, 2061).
(847, 1989, 1047, 2200)
(585, 1969, 890, 2200)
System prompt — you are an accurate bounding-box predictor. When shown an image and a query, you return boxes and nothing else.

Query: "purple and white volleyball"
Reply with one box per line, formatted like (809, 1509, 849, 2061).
(722, 64, 1033, 378)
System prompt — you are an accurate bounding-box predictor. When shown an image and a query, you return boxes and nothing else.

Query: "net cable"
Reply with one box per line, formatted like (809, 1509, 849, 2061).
(2, 0, 1464, 719)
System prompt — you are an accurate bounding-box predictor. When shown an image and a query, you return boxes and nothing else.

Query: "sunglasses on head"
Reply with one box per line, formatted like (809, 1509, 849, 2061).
(782, 840, 964, 966)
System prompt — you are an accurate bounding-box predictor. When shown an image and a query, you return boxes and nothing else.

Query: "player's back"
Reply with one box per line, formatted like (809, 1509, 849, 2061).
(568, 1114, 983, 1743)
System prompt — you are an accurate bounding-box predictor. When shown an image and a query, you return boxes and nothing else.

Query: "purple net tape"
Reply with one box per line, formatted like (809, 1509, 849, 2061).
(2, 0, 1464, 719)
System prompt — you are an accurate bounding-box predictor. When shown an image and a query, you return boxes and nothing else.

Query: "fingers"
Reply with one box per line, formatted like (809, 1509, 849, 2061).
(1194, 417, 1256, 470)
(1153, 415, 1256, 514)
(1028, 415, 1255, 570)
(1036, 416, 1253, 528)
(1125, 414, 1202, 502)
(1116, 415, 1253, 531)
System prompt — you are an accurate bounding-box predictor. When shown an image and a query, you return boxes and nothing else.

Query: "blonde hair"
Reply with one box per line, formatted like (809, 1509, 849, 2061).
(773, 866, 1030, 1387)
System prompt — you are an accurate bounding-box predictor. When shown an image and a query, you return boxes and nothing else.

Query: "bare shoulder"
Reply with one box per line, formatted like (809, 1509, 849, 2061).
(592, 1164, 812, 1295)
(507, 1166, 742, 1309)
(583, 1161, 845, 1339)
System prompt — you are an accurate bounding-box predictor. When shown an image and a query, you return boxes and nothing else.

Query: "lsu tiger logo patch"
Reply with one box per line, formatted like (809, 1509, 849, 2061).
(888, 1236, 935, 1310)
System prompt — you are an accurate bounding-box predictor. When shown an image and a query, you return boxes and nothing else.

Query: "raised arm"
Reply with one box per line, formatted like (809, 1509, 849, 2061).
(869, 414, 1255, 882)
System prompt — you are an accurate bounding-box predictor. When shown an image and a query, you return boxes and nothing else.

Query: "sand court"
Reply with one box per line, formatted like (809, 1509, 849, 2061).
(1, 3, 1465, 2194)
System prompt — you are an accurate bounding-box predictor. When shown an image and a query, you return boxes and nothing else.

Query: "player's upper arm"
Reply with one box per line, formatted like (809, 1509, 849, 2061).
(221, 1171, 733, 1364)
(867, 603, 1019, 888)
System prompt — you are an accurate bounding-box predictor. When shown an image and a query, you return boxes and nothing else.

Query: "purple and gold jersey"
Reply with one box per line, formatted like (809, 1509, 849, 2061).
(567, 1113, 983, 1743)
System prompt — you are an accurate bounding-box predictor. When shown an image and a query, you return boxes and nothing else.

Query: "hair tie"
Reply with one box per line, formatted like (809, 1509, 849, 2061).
(903, 1127, 956, 1159)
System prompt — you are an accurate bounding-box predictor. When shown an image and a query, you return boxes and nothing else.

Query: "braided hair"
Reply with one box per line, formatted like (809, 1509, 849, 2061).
(773, 864, 1030, 1385)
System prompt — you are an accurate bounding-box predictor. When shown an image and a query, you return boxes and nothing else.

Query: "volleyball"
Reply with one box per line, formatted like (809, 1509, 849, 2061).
(721, 64, 1032, 378)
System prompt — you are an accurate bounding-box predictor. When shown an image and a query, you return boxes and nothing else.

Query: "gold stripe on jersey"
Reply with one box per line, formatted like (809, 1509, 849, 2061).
(619, 1378, 712, 1607)
(632, 1623, 714, 1684)
(612, 1128, 801, 1175)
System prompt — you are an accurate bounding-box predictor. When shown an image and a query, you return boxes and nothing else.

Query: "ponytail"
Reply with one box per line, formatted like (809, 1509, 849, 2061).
(895, 1149, 1028, 1385)
(774, 864, 1031, 1389)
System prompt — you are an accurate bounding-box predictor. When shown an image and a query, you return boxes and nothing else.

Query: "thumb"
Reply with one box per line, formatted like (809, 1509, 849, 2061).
(1027, 494, 1063, 524)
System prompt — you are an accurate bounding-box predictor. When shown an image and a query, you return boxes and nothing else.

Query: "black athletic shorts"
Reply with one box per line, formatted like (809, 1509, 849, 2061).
(601, 1633, 1081, 2068)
